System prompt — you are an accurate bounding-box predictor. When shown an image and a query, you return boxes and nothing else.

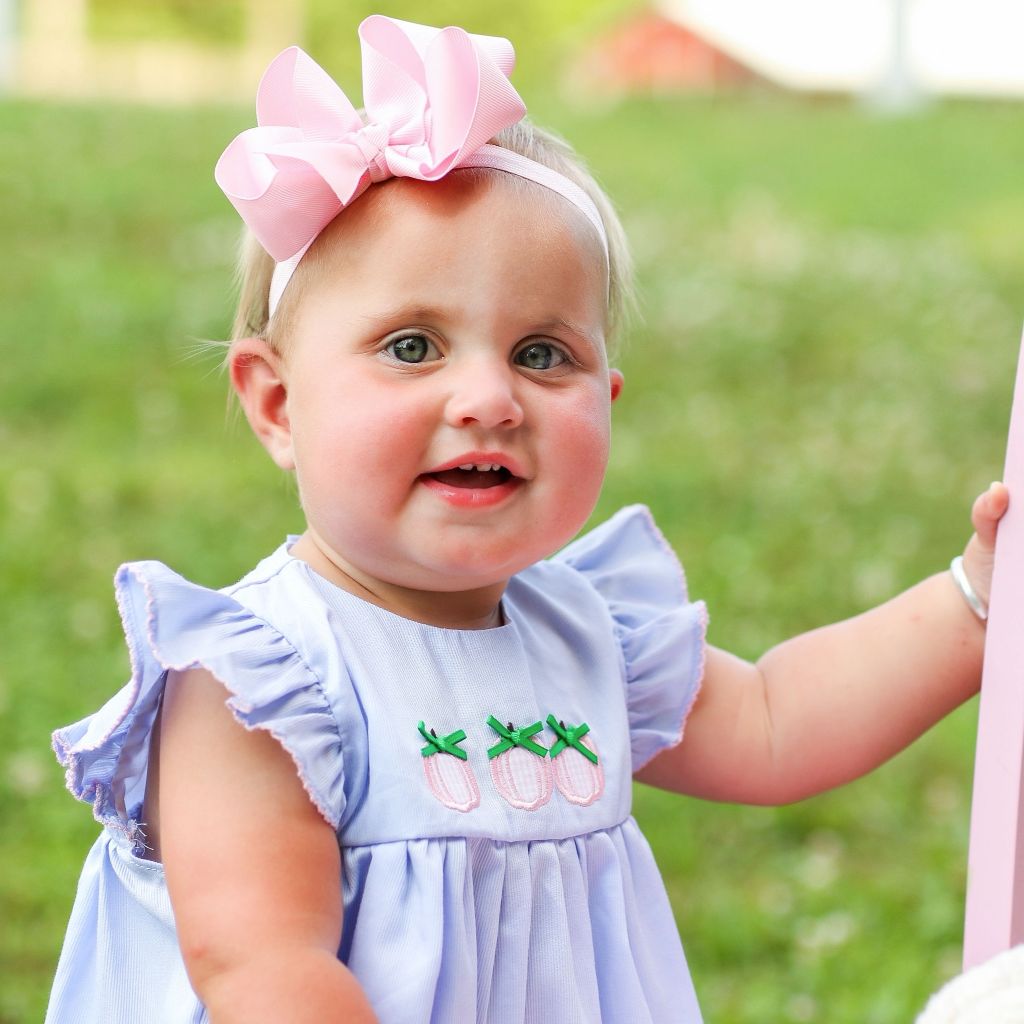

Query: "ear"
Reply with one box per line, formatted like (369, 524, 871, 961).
(229, 338, 295, 471)
(609, 368, 624, 403)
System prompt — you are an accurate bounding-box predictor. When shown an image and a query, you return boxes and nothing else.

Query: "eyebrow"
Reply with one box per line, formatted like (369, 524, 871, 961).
(531, 316, 592, 337)
(358, 304, 448, 327)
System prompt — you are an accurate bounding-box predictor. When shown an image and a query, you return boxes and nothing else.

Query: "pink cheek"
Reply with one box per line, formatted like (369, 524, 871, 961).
(555, 402, 612, 475)
(539, 408, 611, 547)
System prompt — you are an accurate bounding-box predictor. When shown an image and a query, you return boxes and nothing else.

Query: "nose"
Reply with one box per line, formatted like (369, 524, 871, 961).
(443, 356, 524, 430)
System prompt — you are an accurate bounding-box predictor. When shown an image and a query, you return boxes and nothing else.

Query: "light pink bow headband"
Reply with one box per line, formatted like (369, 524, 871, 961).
(215, 15, 608, 317)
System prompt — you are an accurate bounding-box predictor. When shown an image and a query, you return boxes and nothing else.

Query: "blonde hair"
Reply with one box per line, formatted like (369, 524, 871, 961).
(229, 120, 635, 353)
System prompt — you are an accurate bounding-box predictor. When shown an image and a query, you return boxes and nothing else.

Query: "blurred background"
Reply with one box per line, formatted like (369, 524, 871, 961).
(3, 1, 1024, 1021)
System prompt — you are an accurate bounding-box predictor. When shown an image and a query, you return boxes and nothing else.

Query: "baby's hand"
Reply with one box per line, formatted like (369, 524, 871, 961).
(962, 482, 1010, 607)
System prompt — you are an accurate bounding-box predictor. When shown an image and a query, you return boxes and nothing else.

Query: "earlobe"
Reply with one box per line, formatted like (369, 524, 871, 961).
(609, 369, 624, 403)
(228, 338, 295, 470)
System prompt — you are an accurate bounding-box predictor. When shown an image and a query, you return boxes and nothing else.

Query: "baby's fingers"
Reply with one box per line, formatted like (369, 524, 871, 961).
(971, 482, 1009, 550)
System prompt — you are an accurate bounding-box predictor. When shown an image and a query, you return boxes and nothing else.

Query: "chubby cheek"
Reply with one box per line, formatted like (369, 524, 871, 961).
(545, 391, 612, 537)
(290, 389, 422, 528)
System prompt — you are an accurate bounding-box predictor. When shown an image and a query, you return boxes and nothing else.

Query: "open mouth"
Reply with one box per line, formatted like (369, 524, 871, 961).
(425, 463, 516, 489)
(419, 456, 525, 508)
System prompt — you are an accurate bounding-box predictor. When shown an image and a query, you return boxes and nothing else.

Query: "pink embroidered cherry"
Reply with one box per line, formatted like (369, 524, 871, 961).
(418, 721, 480, 813)
(547, 715, 604, 807)
(486, 716, 552, 811)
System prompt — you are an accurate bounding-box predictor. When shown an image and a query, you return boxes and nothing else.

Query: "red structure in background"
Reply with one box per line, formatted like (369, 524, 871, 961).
(570, 11, 764, 96)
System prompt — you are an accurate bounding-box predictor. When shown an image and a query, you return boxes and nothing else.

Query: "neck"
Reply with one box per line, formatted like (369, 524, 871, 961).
(289, 531, 507, 631)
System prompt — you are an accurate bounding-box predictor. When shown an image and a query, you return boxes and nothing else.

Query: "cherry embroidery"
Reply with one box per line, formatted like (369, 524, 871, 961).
(418, 721, 480, 813)
(547, 715, 604, 807)
(486, 716, 552, 810)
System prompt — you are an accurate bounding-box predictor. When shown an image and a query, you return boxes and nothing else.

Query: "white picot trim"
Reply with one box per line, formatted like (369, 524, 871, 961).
(52, 562, 346, 844)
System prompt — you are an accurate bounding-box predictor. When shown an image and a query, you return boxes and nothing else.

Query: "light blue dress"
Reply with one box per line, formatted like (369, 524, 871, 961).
(48, 505, 707, 1023)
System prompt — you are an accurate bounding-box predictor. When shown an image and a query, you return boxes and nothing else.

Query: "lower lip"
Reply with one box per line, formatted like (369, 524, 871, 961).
(418, 475, 523, 508)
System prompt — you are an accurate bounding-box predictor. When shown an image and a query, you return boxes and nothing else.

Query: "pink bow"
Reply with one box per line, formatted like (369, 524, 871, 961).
(215, 16, 527, 262)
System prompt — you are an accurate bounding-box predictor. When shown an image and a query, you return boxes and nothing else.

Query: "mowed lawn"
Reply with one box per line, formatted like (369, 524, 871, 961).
(3, 91, 1024, 1023)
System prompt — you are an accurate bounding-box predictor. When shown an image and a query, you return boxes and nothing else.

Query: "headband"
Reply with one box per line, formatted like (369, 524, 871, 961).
(214, 15, 609, 317)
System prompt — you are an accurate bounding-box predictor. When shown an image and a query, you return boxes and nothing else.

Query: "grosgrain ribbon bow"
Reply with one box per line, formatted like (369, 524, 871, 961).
(214, 15, 527, 263)
(546, 715, 599, 764)
(486, 716, 548, 759)
(418, 721, 469, 760)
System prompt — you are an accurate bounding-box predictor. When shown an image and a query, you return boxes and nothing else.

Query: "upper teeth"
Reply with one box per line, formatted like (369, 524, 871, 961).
(458, 463, 502, 472)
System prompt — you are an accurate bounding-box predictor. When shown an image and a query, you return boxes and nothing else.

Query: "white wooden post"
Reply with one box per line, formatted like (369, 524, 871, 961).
(963, 330, 1024, 968)
(14, 0, 306, 102)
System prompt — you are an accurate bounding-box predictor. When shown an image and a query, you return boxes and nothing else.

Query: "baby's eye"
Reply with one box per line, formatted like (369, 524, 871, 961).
(385, 334, 439, 364)
(514, 342, 567, 371)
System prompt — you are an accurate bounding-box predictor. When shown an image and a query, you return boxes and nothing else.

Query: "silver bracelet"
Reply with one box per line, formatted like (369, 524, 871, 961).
(950, 555, 988, 622)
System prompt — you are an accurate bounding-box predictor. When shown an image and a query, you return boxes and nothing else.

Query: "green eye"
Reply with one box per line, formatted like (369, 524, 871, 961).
(515, 343, 566, 370)
(388, 334, 436, 363)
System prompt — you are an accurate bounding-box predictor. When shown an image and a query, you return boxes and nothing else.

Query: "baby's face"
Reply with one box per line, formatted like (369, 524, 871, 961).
(277, 174, 620, 595)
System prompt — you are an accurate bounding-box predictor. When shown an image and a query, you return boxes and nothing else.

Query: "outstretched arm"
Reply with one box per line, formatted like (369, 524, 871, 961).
(637, 484, 1008, 805)
(152, 667, 377, 1024)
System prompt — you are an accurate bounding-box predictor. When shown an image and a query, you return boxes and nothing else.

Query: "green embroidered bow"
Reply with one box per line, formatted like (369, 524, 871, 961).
(418, 721, 469, 760)
(486, 716, 547, 759)
(546, 715, 599, 765)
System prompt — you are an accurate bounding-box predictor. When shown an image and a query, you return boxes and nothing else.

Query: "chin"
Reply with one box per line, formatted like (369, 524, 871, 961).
(411, 544, 545, 591)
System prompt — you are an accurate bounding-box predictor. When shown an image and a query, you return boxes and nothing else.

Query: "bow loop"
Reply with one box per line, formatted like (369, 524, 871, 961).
(359, 14, 433, 112)
(420, 27, 525, 172)
(256, 46, 362, 140)
(214, 16, 527, 264)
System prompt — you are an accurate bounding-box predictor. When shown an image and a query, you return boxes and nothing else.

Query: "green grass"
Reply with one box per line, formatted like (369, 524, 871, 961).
(4, 92, 1024, 1023)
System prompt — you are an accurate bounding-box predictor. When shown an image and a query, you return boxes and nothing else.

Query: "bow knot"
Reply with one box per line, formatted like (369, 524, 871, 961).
(352, 121, 393, 183)
(215, 15, 526, 263)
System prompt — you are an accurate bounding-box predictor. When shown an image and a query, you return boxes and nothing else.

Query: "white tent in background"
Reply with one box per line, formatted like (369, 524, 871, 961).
(661, 0, 1024, 99)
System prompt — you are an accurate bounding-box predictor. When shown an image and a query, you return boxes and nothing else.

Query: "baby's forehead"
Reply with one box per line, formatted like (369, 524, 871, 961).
(322, 173, 607, 273)
(294, 174, 609, 340)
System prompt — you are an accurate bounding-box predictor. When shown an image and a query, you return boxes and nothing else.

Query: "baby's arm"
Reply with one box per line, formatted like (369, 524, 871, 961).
(637, 484, 1007, 805)
(153, 668, 377, 1023)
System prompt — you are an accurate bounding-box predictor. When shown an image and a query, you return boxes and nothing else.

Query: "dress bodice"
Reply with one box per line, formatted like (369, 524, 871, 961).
(48, 505, 707, 1024)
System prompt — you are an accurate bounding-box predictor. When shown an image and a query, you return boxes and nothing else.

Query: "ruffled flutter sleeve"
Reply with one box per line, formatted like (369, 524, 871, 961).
(52, 562, 346, 853)
(556, 505, 708, 771)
